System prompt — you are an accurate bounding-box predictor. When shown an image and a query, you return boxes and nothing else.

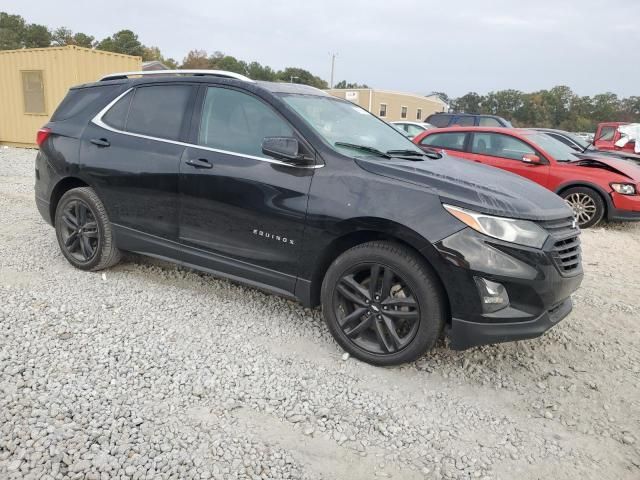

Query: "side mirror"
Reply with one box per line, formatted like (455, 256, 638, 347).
(521, 153, 542, 165)
(262, 136, 304, 163)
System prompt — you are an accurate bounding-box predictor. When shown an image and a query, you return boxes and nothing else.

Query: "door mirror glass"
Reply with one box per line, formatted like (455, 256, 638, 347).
(522, 153, 542, 164)
(262, 136, 302, 162)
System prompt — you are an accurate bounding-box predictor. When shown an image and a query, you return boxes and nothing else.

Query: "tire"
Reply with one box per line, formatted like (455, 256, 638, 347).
(561, 187, 605, 228)
(321, 241, 446, 366)
(54, 187, 121, 271)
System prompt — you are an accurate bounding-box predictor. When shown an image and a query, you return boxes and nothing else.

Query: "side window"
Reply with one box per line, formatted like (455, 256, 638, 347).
(198, 87, 294, 157)
(420, 132, 467, 151)
(471, 133, 535, 160)
(125, 85, 192, 140)
(453, 116, 475, 126)
(427, 114, 451, 127)
(599, 126, 615, 141)
(479, 117, 502, 127)
(102, 91, 133, 130)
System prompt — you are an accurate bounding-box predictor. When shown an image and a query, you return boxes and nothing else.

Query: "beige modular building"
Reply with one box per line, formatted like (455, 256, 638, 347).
(0, 46, 141, 147)
(326, 88, 447, 122)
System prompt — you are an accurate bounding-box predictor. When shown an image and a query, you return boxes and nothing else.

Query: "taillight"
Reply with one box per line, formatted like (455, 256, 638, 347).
(36, 127, 51, 147)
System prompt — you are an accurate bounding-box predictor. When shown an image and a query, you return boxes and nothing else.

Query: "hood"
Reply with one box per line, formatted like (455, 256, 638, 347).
(575, 152, 640, 177)
(355, 154, 573, 221)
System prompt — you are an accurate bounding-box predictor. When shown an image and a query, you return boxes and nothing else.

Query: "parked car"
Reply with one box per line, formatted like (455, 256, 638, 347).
(426, 112, 512, 128)
(535, 127, 640, 164)
(414, 127, 640, 228)
(391, 121, 434, 139)
(36, 70, 582, 365)
(593, 122, 637, 154)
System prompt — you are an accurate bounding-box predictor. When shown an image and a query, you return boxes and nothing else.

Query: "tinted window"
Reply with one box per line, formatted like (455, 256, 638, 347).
(471, 133, 535, 160)
(421, 132, 467, 150)
(199, 87, 293, 157)
(599, 126, 616, 141)
(126, 85, 192, 140)
(479, 117, 502, 127)
(102, 91, 133, 130)
(427, 114, 451, 127)
(453, 116, 475, 126)
(52, 85, 117, 121)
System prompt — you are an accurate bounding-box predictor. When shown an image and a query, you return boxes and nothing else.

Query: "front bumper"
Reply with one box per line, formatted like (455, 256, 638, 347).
(608, 192, 640, 221)
(431, 227, 583, 350)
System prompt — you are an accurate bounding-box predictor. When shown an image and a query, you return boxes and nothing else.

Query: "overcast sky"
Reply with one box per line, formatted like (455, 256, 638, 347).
(6, 0, 639, 98)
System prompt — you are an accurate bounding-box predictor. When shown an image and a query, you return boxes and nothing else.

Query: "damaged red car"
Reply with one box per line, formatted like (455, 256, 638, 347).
(414, 127, 640, 228)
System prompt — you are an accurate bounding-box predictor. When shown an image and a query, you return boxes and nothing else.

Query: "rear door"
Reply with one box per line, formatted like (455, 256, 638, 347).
(81, 83, 196, 253)
(467, 132, 550, 187)
(178, 85, 316, 293)
(417, 131, 472, 160)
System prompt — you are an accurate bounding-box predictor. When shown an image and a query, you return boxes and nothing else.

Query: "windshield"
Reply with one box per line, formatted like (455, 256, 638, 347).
(280, 94, 423, 157)
(565, 131, 590, 149)
(522, 132, 581, 162)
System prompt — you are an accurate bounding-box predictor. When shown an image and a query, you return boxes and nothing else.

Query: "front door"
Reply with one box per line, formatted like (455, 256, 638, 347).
(468, 132, 550, 187)
(80, 83, 196, 254)
(179, 86, 316, 294)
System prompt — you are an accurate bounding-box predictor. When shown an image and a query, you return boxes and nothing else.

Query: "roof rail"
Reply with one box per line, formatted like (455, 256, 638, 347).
(99, 69, 254, 83)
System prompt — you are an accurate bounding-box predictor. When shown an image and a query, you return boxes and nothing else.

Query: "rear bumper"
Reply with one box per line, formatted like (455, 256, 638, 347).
(448, 297, 572, 350)
(35, 195, 52, 226)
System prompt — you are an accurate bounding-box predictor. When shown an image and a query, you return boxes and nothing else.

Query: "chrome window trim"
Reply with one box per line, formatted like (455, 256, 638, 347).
(91, 88, 323, 169)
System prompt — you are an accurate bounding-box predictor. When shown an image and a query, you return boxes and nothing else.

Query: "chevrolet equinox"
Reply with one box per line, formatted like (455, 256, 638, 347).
(35, 70, 583, 365)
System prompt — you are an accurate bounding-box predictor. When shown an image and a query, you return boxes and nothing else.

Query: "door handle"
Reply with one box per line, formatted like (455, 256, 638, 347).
(90, 138, 110, 147)
(185, 158, 213, 169)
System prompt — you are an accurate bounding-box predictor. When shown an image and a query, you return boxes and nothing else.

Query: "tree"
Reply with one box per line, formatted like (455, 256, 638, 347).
(0, 12, 26, 49)
(72, 32, 95, 48)
(277, 67, 328, 89)
(23, 23, 51, 48)
(51, 26, 73, 46)
(334, 80, 369, 88)
(96, 29, 145, 57)
(181, 49, 209, 69)
(453, 92, 483, 113)
(245, 61, 277, 81)
(211, 55, 248, 74)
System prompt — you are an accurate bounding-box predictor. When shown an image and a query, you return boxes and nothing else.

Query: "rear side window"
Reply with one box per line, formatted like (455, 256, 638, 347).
(51, 85, 117, 121)
(421, 132, 467, 150)
(102, 91, 133, 130)
(198, 87, 293, 157)
(453, 116, 475, 126)
(125, 85, 192, 140)
(479, 117, 502, 127)
(427, 114, 450, 127)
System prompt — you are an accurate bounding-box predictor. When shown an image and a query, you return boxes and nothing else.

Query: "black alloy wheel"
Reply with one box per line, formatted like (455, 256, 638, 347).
(334, 263, 420, 355)
(59, 200, 99, 262)
(321, 241, 445, 366)
(54, 187, 121, 271)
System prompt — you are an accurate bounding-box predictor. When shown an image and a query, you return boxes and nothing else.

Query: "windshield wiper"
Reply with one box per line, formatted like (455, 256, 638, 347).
(386, 149, 442, 159)
(335, 142, 391, 158)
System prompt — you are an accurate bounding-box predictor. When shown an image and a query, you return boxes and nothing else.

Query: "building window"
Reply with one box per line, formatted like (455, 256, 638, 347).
(22, 71, 46, 114)
(401, 106, 408, 119)
(379, 103, 387, 117)
(417, 108, 422, 120)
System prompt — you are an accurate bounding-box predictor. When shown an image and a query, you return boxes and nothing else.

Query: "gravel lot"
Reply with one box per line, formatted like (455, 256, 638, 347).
(1, 146, 639, 479)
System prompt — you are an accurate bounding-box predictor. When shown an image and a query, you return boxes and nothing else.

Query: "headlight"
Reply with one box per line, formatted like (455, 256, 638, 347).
(610, 183, 636, 195)
(443, 204, 548, 249)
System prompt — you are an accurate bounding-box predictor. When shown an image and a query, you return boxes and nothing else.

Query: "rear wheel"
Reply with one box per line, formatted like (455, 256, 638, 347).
(561, 187, 605, 228)
(321, 241, 445, 366)
(54, 187, 121, 271)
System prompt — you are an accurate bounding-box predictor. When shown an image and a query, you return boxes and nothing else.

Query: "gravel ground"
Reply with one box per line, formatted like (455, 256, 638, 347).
(1, 146, 639, 480)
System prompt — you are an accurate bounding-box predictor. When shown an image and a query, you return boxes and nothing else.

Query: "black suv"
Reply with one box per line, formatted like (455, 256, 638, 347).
(35, 70, 583, 365)
(426, 112, 512, 128)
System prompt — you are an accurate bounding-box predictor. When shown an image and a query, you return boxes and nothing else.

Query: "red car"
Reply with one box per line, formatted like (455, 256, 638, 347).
(413, 127, 640, 228)
(594, 122, 637, 154)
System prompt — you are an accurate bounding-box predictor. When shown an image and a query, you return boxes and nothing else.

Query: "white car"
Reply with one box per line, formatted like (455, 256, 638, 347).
(391, 121, 435, 139)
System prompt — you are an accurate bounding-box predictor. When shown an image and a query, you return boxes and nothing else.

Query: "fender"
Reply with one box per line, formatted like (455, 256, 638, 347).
(553, 180, 613, 215)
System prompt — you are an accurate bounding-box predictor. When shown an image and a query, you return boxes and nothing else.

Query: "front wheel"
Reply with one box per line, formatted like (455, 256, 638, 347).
(321, 241, 446, 366)
(54, 187, 121, 271)
(561, 187, 605, 228)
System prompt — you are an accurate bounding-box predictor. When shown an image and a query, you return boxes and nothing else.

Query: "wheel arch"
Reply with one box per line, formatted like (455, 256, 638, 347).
(554, 181, 611, 216)
(299, 219, 451, 321)
(49, 176, 90, 221)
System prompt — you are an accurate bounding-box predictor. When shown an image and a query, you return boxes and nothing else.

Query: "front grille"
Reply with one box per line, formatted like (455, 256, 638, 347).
(537, 217, 582, 275)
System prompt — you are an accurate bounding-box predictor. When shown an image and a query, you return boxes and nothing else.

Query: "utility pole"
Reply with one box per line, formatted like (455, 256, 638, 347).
(329, 52, 337, 89)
